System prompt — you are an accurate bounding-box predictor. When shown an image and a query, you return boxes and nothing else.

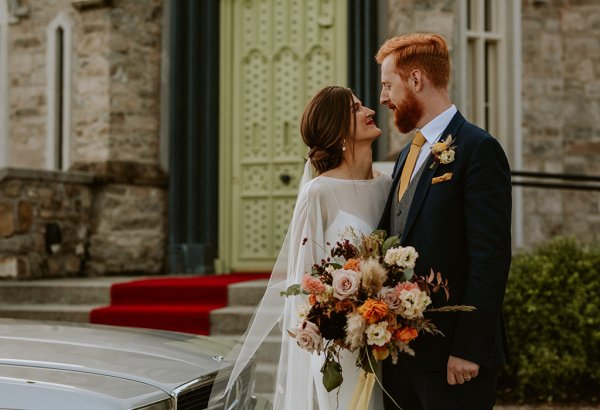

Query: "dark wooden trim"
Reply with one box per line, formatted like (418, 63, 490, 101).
(167, 0, 219, 274)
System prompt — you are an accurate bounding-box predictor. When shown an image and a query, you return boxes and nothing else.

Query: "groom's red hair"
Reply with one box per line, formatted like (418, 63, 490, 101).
(375, 33, 450, 89)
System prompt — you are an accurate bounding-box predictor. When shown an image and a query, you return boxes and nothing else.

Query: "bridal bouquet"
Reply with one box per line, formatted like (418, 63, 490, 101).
(281, 229, 474, 392)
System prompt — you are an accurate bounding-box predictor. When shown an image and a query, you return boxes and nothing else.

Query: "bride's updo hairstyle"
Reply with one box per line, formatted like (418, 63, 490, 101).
(300, 86, 355, 175)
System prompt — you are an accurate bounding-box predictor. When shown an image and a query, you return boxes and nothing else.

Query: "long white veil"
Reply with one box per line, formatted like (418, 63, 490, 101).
(209, 159, 316, 409)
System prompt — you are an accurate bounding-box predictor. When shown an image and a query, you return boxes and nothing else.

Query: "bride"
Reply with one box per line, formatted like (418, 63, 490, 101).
(214, 86, 391, 409)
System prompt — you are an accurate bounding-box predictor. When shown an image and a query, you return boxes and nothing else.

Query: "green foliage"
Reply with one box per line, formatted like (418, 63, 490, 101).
(321, 357, 343, 392)
(498, 237, 600, 403)
(381, 235, 400, 256)
(280, 284, 302, 297)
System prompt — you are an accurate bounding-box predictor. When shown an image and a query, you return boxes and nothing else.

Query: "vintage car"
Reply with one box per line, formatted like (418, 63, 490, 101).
(0, 318, 268, 410)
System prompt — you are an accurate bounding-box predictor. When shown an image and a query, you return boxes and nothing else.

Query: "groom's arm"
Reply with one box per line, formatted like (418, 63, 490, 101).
(450, 134, 512, 367)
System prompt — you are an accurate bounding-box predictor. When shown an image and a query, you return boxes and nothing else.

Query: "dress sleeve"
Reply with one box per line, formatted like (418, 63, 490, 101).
(274, 181, 329, 409)
(287, 182, 327, 285)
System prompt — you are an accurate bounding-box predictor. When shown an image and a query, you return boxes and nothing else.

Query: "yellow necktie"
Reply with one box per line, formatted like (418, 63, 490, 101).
(398, 130, 426, 201)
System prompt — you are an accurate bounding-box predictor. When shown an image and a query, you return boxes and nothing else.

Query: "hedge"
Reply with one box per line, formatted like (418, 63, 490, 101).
(497, 237, 600, 404)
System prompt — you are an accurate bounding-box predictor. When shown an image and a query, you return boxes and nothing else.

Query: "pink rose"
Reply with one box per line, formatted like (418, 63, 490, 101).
(395, 281, 419, 292)
(291, 321, 323, 353)
(332, 269, 361, 300)
(301, 274, 326, 294)
(378, 287, 402, 310)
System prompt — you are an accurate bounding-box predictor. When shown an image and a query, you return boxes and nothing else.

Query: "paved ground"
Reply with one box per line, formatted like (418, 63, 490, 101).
(496, 406, 599, 409)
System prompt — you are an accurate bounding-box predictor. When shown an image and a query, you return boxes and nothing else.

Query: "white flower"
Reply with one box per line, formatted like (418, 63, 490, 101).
(384, 246, 419, 270)
(398, 288, 431, 319)
(315, 285, 333, 303)
(296, 303, 311, 323)
(439, 149, 455, 164)
(365, 321, 392, 346)
(345, 312, 367, 350)
(332, 269, 361, 300)
(290, 321, 323, 354)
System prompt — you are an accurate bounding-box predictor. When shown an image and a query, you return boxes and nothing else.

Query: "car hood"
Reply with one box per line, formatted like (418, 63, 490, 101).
(0, 319, 237, 393)
(0, 365, 170, 410)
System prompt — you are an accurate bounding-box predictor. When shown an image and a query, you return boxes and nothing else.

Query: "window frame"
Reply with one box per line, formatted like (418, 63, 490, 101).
(46, 12, 73, 171)
(457, 0, 523, 246)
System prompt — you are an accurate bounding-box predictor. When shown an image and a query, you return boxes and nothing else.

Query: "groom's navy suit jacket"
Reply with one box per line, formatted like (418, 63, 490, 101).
(379, 111, 512, 370)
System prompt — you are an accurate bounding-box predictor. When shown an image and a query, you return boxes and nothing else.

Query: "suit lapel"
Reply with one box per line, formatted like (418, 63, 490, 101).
(378, 142, 411, 230)
(400, 111, 467, 244)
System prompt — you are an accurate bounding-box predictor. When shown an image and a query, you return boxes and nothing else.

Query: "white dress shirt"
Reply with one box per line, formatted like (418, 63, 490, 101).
(410, 104, 458, 182)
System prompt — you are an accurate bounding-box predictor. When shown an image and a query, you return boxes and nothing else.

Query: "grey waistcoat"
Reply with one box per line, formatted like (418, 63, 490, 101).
(389, 160, 428, 238)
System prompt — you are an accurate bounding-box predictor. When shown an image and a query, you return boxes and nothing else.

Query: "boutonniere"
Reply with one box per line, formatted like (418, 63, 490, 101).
(430, 134, 456, 169)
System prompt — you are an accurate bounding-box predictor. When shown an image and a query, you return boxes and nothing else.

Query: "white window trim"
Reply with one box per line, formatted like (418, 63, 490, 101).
(0, 0, 9, 167)
(511, 2, 523, 248)
(46, 12, 73, 171)
(457, 0, 523, 247)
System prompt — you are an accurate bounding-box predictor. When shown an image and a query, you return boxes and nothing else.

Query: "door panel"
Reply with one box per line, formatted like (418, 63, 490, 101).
(219, 0, 347, 271)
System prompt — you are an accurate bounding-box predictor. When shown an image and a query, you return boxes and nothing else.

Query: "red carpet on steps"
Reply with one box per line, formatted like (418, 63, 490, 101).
(89, 273, 270, 335)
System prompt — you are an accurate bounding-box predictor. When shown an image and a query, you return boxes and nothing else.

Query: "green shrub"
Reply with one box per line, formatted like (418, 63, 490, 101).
(498, 237, 600, 403)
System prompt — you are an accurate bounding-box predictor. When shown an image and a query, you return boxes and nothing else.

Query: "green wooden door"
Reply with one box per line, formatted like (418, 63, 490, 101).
(218, 0, 348, 272)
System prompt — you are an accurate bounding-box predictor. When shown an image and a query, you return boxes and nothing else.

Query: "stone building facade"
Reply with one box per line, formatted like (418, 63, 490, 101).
(519, 0, 600, 245)
(0, 0, 166, 278)
(0, 0, 598, 278)
(383, 0, 600, 248)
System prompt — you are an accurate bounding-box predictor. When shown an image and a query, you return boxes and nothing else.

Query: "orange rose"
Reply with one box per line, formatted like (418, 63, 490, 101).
(343, 258, 361, 271)
(394, 327, 418, 343)
(358, 298, 389, 324)
(309, 294, 317, 305)
(372, 345, 389, 361)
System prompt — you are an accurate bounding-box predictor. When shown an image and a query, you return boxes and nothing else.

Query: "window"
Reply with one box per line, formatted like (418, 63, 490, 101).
(458, 0, 520, 155)
(0, 0, 8, 167)
(457, 0, 523, 245)
(46, 12, 72, 171)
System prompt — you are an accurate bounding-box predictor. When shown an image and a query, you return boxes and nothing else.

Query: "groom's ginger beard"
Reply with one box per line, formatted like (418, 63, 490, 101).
(393, 87, 424, 134)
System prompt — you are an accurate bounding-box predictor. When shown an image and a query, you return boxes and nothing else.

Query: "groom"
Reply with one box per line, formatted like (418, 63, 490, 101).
(376, 33, 512, 409)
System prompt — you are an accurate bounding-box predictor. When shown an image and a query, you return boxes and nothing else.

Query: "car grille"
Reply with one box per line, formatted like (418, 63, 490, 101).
(176, 382, 212, 409)
(175, 363, 254, 410)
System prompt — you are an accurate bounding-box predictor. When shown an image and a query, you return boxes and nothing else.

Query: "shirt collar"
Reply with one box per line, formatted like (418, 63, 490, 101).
(417, 105, 457, 145)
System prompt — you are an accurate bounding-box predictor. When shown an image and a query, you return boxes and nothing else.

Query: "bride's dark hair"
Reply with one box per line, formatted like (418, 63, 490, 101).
(300, 86, 356, 175)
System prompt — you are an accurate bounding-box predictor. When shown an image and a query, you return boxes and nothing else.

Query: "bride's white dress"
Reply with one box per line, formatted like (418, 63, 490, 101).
(275, 172, 392, 410)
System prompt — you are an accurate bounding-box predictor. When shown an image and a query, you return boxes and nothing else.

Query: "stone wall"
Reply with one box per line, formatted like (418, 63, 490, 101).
(0, 168, 93, 278)
(0, 168, 166, 279)
(86, 183, 166, 275)
(73, 0, 163, 167)
(521, 1, 600, 245)
(7, 0, 164, 170)
(7, 0, 65, 167)
(2, 0, 168, 278)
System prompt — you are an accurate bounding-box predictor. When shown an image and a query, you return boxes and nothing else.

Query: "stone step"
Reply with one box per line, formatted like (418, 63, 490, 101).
(227, 279, 269, 306)
(0, 276, 140, 305)
(254, 363, 277, 395)
(210, 306, 281, 335)
(0, 304, 101, 322)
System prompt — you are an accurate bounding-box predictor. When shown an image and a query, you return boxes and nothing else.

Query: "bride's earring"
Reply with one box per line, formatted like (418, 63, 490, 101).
(342, 139, 346, 151)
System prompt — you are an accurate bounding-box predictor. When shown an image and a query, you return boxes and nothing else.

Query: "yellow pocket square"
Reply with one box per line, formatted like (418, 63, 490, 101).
(432, 173, 453, 184)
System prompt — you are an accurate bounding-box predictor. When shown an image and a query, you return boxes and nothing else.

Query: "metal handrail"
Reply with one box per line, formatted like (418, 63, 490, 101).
(511, 170, 600, 191)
